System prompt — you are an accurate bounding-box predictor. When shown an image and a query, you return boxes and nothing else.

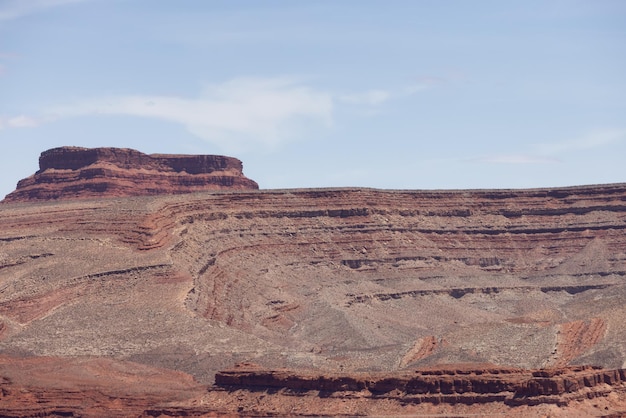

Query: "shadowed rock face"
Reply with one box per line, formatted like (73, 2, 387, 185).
(1, 152, 626, 416)
(2, 146, 258, 202)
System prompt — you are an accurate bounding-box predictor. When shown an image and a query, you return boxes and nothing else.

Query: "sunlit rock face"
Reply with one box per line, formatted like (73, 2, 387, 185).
(3, 146, 258, 202)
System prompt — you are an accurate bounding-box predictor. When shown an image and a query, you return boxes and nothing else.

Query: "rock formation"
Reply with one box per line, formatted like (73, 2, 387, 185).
(0, 355, 208, 418)
(215, 364, 626, 408)
(2, 146, 258, 202)
(1, 356, 624, 416)
(0, 149, 625, 416)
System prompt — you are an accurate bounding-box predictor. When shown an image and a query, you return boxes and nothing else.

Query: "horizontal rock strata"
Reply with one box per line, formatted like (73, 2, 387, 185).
(1, 179, 626, 415)
(2, 146, 258, 202)
(215, 365, 626, 407)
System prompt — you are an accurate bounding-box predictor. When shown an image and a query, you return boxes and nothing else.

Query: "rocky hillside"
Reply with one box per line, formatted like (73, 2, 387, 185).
(2, 146, 258, 202)
(0, 150, 625, 416)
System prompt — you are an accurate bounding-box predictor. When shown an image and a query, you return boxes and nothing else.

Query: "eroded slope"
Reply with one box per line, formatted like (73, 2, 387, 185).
(0, 184, 625, 415)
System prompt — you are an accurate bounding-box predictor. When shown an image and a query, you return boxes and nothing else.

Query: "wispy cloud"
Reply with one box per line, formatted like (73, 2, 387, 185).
(3, 77, 332, 152)
(534, 129, 626, 155)
(0, 115, 48, 129)
(340, 89, 391, 106)
(0, 0, 90, 21)
(467, 154, 560, 164)
(465, 129, 626, 166)
(1, 76, 437, 151)
(339, 83, 430, 106)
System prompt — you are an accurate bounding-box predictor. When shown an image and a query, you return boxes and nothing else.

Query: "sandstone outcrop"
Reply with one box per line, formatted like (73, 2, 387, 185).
(1, 355, 624, 417)
(214, 364, 626, 409)
(2, 146, 258, 202)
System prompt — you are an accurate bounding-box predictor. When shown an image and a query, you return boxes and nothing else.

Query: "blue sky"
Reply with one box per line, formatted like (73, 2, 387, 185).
(1, 0, 625, 198)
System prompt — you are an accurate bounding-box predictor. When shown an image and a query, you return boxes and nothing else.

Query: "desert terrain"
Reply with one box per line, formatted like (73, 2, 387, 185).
(0, 147, 625, 416)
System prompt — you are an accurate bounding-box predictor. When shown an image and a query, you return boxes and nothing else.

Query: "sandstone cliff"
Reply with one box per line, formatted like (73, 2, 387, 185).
(214, 364, 626, 409)
(2, 146, 258, 202)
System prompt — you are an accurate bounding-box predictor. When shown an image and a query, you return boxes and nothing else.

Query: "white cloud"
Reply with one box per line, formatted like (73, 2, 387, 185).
(6, 115, 41, 128)
(0, 0, 91, 21)
(0, 115, 47, 130)
(42, 77, 333, 151)
(534, 129, 626, 155)
(0, 77, 430, 151)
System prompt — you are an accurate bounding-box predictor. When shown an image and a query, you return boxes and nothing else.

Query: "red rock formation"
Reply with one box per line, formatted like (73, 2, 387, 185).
(2, 146, 258, 202)
(214, 365, 626, 408)
(0, 355, 210, 418)
(1, 355, 624, 416)
(1, 164, 626, 416)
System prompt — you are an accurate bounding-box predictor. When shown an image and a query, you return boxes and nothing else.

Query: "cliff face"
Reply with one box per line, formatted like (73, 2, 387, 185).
(2, 146, 258, 202)
(215, 364, 626, 408)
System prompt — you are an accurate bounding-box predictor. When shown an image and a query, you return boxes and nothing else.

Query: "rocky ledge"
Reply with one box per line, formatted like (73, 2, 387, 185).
(2, 146, 258, 202)
(215, 364, 626, 408)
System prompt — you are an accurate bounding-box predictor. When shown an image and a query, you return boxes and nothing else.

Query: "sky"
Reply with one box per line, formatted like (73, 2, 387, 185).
(1, 0, 625, 198)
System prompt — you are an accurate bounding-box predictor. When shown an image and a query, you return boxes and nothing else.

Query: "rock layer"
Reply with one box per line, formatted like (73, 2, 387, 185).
(1, 168, 626, 415)
(1, 356, 624, 417)
(215, 364, 626, 408)
(2, 146, 258, 202)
